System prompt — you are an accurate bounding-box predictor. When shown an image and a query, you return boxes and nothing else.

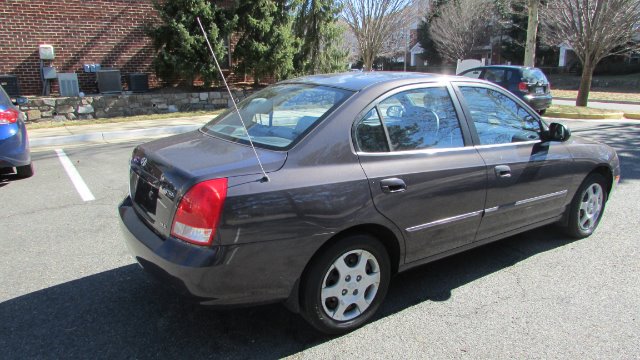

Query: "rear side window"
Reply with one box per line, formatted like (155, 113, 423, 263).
(523, 69, 548, 83)
(461, 69, 482, 79)
(483, 69, 506, 83)
(354, 87, 465, 152)
(355, 108, 389, 152)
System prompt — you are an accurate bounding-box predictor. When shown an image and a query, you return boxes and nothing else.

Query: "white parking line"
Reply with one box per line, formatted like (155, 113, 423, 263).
(55, 149, 95, 202)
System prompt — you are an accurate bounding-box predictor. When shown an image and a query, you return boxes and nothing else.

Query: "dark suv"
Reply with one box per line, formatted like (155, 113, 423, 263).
(459, 66, 552, 114)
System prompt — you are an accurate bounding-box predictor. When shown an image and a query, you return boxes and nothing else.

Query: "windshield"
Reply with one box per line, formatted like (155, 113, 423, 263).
(202, 84, 353, 150)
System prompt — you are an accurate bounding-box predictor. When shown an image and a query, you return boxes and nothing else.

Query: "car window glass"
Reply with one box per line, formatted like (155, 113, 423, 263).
(378, 87, 465, 151)
(203, 84, 352, 150)
(461, 70, 482, 79)
(355, 108, 389, 152)
(0, 85, 13, 109)
(484, 69, 506, 83)
(459, 86, 541, 145)
(523, 68, 548, 83)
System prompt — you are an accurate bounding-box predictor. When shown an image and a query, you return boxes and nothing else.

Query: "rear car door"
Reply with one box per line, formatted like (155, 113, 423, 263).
(354, 83, 487, 263)
(453, 82, 574, 241)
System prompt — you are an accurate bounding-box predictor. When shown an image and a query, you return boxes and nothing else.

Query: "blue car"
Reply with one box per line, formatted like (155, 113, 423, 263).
(0, 85, 33, 178)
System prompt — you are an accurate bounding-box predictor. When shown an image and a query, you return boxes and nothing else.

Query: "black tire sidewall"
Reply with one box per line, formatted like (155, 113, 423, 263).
(301, 234, 391, 335)
(566, 173, 608, 238)
(16, 163, 33, 178)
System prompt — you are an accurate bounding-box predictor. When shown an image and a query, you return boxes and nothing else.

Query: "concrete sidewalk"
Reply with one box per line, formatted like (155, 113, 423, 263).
(28, 115, 214, 148)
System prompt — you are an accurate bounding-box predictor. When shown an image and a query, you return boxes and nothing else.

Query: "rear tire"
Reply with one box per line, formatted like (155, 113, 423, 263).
(538, 109, 547, 115)
(16, 163, 34, 178)
(564, 173, 607, 238)
(300, 234, 391, 335)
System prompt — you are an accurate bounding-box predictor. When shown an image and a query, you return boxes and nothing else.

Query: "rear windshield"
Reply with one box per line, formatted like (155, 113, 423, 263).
(202, 84, 353, 150)
(523, 68, 548, 83)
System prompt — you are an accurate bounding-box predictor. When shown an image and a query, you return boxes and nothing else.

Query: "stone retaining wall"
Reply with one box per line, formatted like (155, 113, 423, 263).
(19, 91, 247, 122)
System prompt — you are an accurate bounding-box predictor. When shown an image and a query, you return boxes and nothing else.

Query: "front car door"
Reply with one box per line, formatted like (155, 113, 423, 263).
(453, 82, 575, 241)
(354, 83, 487, 263)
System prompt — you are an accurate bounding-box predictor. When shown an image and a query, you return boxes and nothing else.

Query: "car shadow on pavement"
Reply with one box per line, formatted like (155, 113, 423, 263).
(0, 226, 576, 359)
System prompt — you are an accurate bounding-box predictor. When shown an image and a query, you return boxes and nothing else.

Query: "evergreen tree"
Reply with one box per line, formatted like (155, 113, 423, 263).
(149, 0, 231, 87)
(234, 0, 297, 83)
(293, 0, 348, 74)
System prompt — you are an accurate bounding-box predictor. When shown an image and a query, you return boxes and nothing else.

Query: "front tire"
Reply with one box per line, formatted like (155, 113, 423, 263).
(300, 234, 391, 335)
(564, 173, 608, 238)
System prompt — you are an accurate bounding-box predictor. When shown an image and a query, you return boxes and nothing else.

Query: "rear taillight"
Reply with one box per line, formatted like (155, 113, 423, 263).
(518, 82, 529, 93)
(0, 109, 18, 124)
(171, 178, 228, 246)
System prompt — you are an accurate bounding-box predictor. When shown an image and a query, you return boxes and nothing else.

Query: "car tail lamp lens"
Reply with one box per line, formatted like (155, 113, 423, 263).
(0, 109, 18, 124)
(171, 178, 228, 246)
(518, 82, 529, 92)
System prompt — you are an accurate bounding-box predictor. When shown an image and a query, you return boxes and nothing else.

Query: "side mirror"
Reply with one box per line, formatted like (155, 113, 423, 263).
(545, 122, 571, 142)
(12, 97, 28, 106)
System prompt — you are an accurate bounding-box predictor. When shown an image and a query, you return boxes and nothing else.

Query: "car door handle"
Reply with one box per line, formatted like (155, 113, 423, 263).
(495, 165, 512, 178)
(380, 178, 406, 193)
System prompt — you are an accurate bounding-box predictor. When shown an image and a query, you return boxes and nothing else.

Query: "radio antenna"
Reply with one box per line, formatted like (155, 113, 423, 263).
(196, 17, 269, 183)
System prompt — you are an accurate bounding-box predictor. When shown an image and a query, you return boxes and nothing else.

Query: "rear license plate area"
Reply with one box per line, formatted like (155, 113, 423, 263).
(535, 87, 544, 95)
(134, 179, 158, 215)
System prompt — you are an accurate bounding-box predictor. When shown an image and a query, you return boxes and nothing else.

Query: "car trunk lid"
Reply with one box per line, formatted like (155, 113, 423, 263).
(129, 130, 286, 238)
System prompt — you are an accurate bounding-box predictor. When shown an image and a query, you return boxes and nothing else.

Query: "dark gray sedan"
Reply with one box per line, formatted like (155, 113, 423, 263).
(119, 72, 619, 334)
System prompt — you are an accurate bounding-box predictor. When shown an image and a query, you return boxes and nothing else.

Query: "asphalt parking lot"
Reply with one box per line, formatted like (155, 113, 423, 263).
(1, 119, 639, 359)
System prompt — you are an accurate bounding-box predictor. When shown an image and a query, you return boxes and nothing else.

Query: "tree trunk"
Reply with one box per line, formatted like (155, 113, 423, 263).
(523, 0, 539, 67)
(576, 60, 593, 107)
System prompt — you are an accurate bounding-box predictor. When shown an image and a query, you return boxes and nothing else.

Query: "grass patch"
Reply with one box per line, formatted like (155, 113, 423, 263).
(551, 90, 640, 103)
(545, 104, 624, 119)
(624, 112, 640, 120)
(26, 110, 223, 130)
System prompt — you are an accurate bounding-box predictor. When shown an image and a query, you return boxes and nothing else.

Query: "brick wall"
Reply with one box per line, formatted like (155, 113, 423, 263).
(0, 0, 162, 96)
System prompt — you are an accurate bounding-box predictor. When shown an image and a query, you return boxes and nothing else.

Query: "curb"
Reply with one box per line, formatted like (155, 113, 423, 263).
(555, 97, 640, 106)
(30, 124, 200, 148)
(545, 112, 625, 120)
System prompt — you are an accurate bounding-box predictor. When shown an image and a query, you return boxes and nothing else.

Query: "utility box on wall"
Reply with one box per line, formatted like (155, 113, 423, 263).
(96, 69, 122, 94)
(126, 73, 149, 93)
(39, 44, 55, 60)
(0, 75, 20, 97)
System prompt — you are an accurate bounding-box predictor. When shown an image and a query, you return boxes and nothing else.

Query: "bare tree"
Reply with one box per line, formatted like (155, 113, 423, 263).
(541, 0, 640, 106)
(341, 0, 413, 70)
(429, 0, 495, 63)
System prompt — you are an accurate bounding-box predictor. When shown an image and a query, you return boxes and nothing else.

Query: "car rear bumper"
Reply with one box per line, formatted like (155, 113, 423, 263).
(118, 196, 294, 306)
(0, 122, 30, 168)
(524, 94, 553, 111)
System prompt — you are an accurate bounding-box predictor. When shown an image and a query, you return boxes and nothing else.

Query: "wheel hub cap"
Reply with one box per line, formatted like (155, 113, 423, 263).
(320, 249, 380, 321)
(578, 183, 604, 232)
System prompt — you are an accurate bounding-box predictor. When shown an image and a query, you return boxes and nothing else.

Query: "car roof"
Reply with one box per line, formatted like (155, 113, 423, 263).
(282, 72, 445, 91)
(463, 65, 540, 72)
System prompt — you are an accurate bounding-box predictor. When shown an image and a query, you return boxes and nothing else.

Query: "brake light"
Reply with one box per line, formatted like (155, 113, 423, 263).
(171, 178, 228, 246)
(518, 82, 529, 92)
(0, 109, 18, 124)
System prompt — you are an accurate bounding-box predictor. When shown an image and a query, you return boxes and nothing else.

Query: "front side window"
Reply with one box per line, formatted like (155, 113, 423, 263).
(202, 84, 353, 150)
(459, 86, 541, 145)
